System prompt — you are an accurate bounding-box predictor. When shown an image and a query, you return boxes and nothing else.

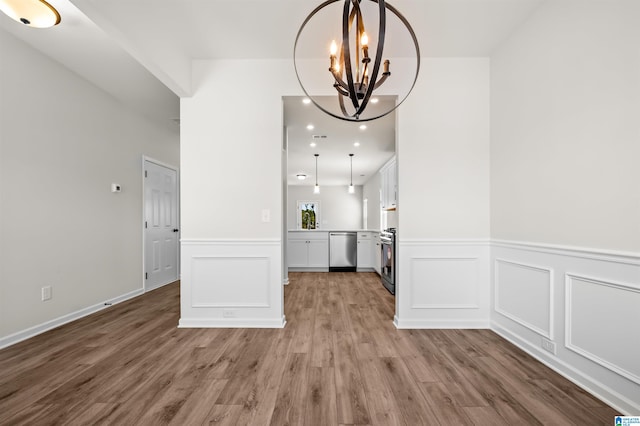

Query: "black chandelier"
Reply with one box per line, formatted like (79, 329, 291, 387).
(294, 0, 420, 122)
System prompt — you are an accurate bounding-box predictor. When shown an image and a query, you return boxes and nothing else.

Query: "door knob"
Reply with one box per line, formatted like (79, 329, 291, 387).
(173, 229, 179, 232)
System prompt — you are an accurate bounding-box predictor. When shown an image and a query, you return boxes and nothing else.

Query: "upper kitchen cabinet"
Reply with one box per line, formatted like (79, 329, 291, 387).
(380, 156, 397, 211)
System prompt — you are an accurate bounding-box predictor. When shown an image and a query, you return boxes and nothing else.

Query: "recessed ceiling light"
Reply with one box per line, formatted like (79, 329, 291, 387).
(354, 142, 360, 147)
(296, 174, 307, 180)
(309, 142, 316, 147)
(370, 98, 379, 104)
(359, 124, 367, 130)
(302, 98, 311, 105)
(307, 124, 314, 130)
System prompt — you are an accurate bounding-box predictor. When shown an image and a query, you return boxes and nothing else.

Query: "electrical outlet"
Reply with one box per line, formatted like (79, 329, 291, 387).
(41, 286, 52, 301)
(222, 309, 236, 318)
(261, 209, 270, 223)
(541, 338, 556, 355)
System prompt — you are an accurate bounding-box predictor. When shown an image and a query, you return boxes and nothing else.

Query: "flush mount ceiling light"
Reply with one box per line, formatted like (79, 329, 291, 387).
(348, 153, 355, 194)
(0, 0, 61, 28)
(314, 154, 320, 194)
(294, 0, 420, 122)
(297, 174, 307, 180)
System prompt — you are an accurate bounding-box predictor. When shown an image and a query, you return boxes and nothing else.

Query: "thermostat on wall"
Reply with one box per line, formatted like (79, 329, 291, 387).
(111, 183, 122, 193)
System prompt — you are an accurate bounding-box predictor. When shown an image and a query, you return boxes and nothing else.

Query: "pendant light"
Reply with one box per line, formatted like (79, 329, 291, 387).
(0, 0, 61, 28)
(313, 154, 320, 194)
(348, 153, 355, 194)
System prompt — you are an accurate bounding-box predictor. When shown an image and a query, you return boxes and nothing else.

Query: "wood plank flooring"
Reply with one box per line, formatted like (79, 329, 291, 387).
(0, 272, 619, 425)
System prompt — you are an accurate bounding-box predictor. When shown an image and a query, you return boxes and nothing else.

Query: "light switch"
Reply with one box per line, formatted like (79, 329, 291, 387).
(111, 183, 122, 193)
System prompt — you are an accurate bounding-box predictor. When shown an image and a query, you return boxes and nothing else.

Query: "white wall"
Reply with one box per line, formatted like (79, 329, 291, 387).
(362, 170, 381, 230)
(398, 58, 491, 240)
(490, 0, 640, 414)
(287, 185, 363, 230)
(491, 0, 640, 253)
(0, 31, 179, 345)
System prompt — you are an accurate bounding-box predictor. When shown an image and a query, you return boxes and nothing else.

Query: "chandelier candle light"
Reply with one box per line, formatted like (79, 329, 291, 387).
(294, 0, 420, 122)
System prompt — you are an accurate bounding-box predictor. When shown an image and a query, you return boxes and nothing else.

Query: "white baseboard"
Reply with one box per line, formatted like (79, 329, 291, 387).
(394, 318, 490, 329)
(0, 287, 144, 350)
(178, 316, 286, 329)
(492, 323, 639, 415)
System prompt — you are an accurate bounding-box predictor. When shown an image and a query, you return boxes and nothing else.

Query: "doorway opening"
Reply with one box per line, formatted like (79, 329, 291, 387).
(143, 157, 179, 292)
(281, 95, 398, 322)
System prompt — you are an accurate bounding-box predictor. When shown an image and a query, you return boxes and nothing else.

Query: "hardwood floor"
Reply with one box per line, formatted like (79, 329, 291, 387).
(0, 272, 619, 425)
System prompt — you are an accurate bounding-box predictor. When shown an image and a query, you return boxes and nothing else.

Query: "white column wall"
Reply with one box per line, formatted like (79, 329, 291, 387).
(396, 58, 492, 328)
(180, 58, 491, 328)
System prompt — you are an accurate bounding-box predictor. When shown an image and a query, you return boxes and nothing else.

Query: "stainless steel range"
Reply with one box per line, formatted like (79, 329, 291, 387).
(380, 228, 396, 295)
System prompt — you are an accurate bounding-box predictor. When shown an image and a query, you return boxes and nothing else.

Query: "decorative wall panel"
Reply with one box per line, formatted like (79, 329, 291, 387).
(566, 274, 640, 385)
(410, 257, 478, 309)
(495, 259, 553, 338)
(192, 256, 270, 307)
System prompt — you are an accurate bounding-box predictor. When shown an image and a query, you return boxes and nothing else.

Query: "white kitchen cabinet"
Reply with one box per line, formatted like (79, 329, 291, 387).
(307, 239, 329, 267)
(288, 231, 329, 270)
(357, 231, 374, 270)
(380, 157, 397, 210)
(372, 232, 381, 275)
(288, 239, 310, 268)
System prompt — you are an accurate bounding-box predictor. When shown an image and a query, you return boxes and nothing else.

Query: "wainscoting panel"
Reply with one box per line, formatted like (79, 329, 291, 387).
(396, 240, 490, 329)
(179, 240, 285, 328)
(192, 256, 270, 307)
(495, 259, 553, 339)
(410, 257, 478, 309)
(491, 241, 640, 415)
(566, 274, 640, 385)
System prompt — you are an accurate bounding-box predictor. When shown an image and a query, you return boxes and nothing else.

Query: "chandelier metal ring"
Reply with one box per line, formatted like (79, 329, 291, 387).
(294, 0, 420, 122)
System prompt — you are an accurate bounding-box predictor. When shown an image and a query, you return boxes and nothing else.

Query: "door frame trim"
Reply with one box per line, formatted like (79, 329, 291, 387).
(142, 156, 180, 292)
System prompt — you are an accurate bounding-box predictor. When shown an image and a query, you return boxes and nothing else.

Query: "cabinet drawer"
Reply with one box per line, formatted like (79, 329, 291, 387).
(288, 231, 328, 241)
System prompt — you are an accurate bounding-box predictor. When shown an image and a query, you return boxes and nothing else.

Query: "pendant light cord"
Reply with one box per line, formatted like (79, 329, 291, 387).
(349, 153, 354, 185)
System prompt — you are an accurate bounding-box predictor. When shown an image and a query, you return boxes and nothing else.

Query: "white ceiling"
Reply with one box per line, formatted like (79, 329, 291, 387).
(285, 95, 397, 186)
(2, 0, 545, 184)
(0, 0, 180, 132)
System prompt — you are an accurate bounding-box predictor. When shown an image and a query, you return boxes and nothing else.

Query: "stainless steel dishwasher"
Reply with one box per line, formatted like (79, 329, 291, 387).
(329, 232, 357, 272)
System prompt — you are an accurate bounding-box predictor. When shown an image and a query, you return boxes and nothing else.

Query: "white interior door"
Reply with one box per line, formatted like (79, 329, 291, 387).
(144, 160, 178, 290)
